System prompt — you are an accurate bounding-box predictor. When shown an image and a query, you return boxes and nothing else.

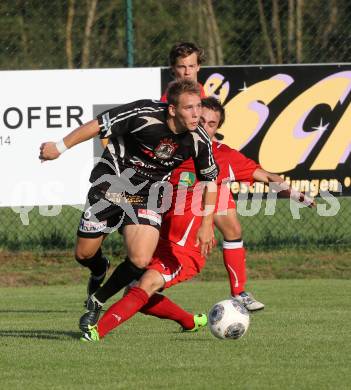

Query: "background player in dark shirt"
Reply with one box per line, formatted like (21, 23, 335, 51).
(39, 79, 218, 310)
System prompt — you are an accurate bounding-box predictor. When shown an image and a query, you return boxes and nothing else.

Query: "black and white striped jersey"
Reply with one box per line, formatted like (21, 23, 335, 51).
(90, 99, 218, 196)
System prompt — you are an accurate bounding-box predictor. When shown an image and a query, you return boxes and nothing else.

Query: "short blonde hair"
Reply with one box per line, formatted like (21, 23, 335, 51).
(167, 79, 200, 106)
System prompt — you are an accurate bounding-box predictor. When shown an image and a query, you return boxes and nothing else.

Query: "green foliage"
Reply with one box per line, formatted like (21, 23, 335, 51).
(1, 0, 351, 70)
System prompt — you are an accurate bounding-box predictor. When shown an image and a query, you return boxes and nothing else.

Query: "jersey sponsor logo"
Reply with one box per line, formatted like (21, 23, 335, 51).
(79, 219, 107, 233)
(105, 191, 145, 205)
(137, 209, 161, 225)
(154, 138, 178, 160)
(129, 157, 157, 169)
(179, 172, 196, 187)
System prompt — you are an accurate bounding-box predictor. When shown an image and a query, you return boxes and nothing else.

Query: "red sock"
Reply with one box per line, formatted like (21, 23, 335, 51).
(223, 240, 247, 296)
(140, 293, 195, 330)
(97, 286, 149, 338)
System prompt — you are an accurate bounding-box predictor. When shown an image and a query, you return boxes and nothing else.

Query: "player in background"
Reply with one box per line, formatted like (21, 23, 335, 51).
(160, 42, 206, 102)
(199, 98, 313, 309)
(161, 42, 261, 310)
(80, 98, 315, 341)
(39, 79, 218, 310)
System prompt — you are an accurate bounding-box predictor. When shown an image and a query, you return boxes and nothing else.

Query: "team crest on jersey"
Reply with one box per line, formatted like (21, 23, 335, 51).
(179, 171, 196, 187)
(154, 138, 178, 160)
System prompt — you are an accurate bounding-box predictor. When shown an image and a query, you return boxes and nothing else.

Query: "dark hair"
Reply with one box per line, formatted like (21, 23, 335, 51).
(201, 97, 225, 128)
(167, 79, 201, 106)
(169, 42, 205, 67)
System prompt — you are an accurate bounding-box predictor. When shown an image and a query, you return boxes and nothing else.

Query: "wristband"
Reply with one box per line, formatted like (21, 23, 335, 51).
(55, 139, 68, 154)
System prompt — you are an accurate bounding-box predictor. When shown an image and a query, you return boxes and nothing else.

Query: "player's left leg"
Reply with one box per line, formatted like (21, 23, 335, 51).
(81, 269, 164, 341)
(95, 220, 160, 301)
(138, 240, 208, 332)
(215, 208, 264, 311)
(81, 241, 207, 341)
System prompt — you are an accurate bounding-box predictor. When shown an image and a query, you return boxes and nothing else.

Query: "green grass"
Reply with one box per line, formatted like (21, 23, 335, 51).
(1, 280, 350, 389)
(1, 248, 350, 287)
(1, 197, 351, 251)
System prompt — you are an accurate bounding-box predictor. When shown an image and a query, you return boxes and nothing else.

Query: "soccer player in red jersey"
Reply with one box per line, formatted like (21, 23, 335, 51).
(80, 98, 314, 341)
(191, 98, 314, 310)
(161, 42, 207, 103)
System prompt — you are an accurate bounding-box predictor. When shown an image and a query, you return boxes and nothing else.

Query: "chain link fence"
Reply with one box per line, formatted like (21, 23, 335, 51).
(1, 0, 350, 251)
(1, 0, 351, 69)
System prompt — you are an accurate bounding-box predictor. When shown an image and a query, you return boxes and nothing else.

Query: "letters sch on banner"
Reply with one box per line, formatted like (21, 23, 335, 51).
(162, 65, 351, 197)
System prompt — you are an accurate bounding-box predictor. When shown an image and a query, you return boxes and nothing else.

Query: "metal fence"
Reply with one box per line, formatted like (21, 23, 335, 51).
(1, 0, 350, 250)
(1, 0, 351, 70)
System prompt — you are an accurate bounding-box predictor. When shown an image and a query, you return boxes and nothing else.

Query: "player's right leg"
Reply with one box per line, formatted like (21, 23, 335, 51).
(215, 207, 264, 312)
(75, 236, 110, 303)
(140, 294, 208, 332)
(80, 222, 160, 332)
(75, 184, 119, 304)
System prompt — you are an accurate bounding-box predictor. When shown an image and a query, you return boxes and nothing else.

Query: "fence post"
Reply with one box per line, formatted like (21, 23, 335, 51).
(125, 0, 134, 67)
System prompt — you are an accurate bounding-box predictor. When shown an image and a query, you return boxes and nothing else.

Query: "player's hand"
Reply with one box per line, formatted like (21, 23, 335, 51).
(290, 189, 316, 208)
(39, 142, 60, 162)
(299, 192, 316, 208)
(195, 225, 216, 257)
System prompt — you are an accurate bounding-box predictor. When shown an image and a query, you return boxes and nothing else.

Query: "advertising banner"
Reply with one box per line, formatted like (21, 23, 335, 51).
(162, 65, 351, 196)
(0, 68, 160, 207)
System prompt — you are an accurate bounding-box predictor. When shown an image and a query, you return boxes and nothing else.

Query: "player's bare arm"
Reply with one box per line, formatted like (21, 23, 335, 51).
(195, 181, 217, 256)
(253, 168, 316, 207)
(39, 119, 100, 161)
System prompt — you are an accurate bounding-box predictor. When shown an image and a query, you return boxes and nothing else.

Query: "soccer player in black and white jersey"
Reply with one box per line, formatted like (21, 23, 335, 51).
(40, 79, 218, 320)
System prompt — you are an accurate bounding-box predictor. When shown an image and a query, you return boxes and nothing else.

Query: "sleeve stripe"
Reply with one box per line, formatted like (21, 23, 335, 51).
(110, 107, 166, 127)
(99, 106, 166, 132)
(112, 105, 166, 122)
(197, 125, 211, 142)
(197, 126, 215, 167)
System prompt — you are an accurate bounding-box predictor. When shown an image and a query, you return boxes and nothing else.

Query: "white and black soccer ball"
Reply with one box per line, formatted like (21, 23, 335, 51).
(208, 299, 250, 340)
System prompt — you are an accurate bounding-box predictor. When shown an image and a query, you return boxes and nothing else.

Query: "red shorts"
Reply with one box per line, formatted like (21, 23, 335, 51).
(147, 239, 205, 289)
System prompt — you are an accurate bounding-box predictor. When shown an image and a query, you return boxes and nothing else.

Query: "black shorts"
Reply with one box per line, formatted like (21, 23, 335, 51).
(77, 186, 162, 238)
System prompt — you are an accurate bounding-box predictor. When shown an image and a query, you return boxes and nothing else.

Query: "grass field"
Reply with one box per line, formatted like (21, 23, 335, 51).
(1, 196, 350, 388)
(1, 280, 351, 389)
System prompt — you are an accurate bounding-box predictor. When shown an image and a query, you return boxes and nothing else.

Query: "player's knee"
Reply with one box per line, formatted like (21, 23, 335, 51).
(222, 225, 242, 241)
(138, 270, 164, 296)
(129, 256, 152, 269)
(74, 247, 98, 261)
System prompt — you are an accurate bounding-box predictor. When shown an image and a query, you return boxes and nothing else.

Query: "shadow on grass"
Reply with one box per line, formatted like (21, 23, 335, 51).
(0, 329, 81, 340)
(0, 309, 75, 314)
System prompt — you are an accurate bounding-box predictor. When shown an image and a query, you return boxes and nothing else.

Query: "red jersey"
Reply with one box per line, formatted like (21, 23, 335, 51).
(160, 141, 260, 251)
(160, 82, 206, 103)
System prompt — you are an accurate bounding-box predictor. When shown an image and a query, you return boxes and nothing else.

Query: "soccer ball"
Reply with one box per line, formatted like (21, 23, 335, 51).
(208, 299, 250, 340)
